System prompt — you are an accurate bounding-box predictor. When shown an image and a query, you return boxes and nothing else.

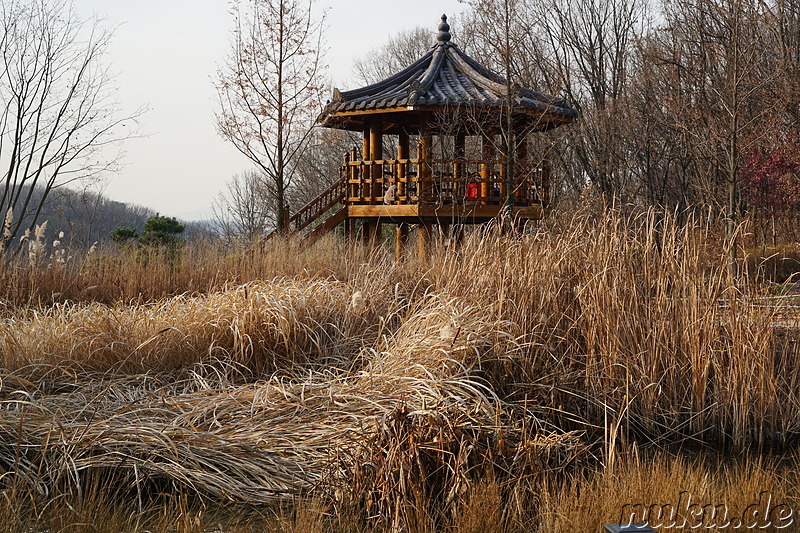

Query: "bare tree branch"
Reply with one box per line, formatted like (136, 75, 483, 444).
(0, 0, 142, 257)
(214, 0, 326, 235)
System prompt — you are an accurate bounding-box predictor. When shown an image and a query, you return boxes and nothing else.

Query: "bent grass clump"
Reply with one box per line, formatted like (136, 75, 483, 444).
(0, 288, 583, 531)
(0, 278, 393, 378)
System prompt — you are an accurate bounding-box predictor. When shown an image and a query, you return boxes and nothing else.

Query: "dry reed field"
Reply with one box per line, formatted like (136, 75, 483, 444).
(0, 208, 798, 532)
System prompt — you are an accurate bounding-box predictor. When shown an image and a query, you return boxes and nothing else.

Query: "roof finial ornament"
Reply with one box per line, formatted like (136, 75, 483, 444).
(437, 14, 451, 43)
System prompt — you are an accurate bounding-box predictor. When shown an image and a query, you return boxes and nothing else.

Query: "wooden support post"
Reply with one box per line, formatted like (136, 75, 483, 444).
(370, 119, 383, 204)
(362, 122, 371, 160)
(342, 151, 351, 205)
(362, 124, 371, 203)
(454, 131, 465, 201)
(398, 130, 409, 203)
(350, 145, 359, 202)
(395, 223, 409, 260)
(418, 221, 432, 262)
(362, 220, 372, 245)
(542, 157, 551, 208)
(481, 133, 494, 205)
(453, 224, 464, 246)
(516, 135, 528, 204)
(374, 221, 382, 247)
(419, 112, 432, 203)
(361, 220, 383, 247)
(440, 222, 451, 247)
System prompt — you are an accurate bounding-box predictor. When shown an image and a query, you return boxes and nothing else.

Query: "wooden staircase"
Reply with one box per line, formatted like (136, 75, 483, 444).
(261, 174, 347, 246)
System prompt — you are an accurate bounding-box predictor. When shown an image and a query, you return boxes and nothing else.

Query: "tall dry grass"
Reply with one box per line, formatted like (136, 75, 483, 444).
(0, 235, 389, 307)
(0, 289, 581, 521)
(426, 209, 800, 449)
(542, 452, 800, 532)
(0, 277, 396, 378)
(0, 452, 794, 532)
(0, 206, 798, 531)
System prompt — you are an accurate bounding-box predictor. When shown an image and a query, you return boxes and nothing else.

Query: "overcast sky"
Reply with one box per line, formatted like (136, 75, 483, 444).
(72, 0, 466, 221)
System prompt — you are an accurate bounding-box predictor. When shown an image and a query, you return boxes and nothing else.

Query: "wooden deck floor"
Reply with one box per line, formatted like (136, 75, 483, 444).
(347, 203, 544, 222)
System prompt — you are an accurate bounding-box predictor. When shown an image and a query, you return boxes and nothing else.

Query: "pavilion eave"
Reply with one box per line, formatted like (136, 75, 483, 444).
(320, 104, 574, 134)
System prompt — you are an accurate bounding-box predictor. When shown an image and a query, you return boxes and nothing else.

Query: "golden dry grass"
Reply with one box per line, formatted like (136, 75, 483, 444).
(540, 453, 799, 533)
(0, 207, 797, 531)
(0, 290, 580, 513)
(0, 277, 392, 376)
(425, 210, 800, 449)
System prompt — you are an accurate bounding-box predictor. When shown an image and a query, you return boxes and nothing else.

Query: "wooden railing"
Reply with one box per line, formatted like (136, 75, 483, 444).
(288, 173, 348, 233)
(258, 152, 548, 248)
(259, 172, 347, 245)
(343, 156, 549, 207)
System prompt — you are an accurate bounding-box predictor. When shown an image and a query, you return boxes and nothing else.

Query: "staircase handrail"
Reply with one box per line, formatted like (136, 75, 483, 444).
(289, 172, 348, 233)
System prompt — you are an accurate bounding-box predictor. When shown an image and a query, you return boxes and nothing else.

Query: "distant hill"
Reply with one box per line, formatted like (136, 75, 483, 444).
(2, 186, 212, 251)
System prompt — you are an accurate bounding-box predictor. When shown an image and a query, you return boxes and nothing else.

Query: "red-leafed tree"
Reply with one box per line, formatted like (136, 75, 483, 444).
(740, 132, 800, 215)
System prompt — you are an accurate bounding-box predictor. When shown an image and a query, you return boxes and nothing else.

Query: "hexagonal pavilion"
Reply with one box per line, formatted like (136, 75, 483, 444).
(282, 14, 577, 259)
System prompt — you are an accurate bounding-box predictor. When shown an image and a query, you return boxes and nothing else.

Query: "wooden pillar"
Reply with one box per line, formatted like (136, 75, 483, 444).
(362, 122, 371, 159)
(368, 119, 384, 247)
(342, 150, 351, 204)
(453, 224, 464, 246)
(396, 223, 409, 260)
(481, 133, 494, 204)
(362, 124, 370, 203)
(419, 113, 432, 203)
(360, 218, 383, 246)
(454, 131, 465, 202)
(440, 222, 451, 247)
(360, 123, 373, 241)
(341, 151, 351, 241)
(418, 221, 432, 262)
(374, 221, 383, 246)
(398, 130, 409, 202)
(542, 157, 551, 208)
(370, 119, 383, 204)
(516, 135, 528, 204)
(349, 145, 359, 203)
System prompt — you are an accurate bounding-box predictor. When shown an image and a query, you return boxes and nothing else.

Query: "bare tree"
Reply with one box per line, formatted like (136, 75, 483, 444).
(352, 26, 435, 85)
(289, 128, 352, 208)
(458, 0, 644, 205)
(641, 0, 776, 270)
(543, 0, 645, 201)
(457, 1, 580, 220)
(211, 169, 274, 246)
(771, 0, 800, 128)
(0, 0, 137, 257)
(52, 184, 110, 248)
(215, 0, 326, 235)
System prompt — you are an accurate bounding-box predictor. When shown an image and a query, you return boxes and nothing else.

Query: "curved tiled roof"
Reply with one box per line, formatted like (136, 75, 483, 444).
(319, 20, 577, 128)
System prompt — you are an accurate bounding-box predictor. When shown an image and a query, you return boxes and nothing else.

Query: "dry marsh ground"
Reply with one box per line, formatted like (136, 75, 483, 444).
(0, 208, 798, 532)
